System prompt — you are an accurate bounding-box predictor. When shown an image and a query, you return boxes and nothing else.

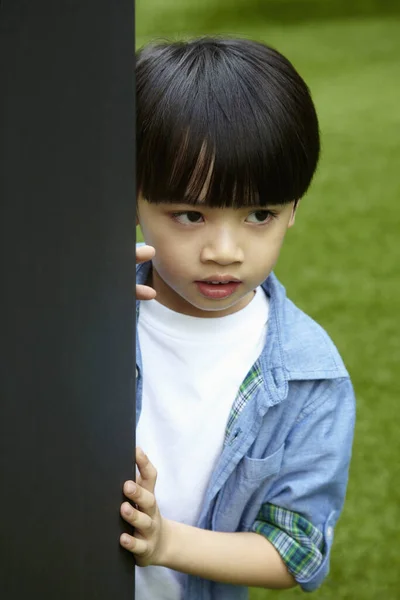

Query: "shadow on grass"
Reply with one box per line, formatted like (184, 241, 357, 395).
(200, 0, 400, 25)
(138, 0, 400, 37)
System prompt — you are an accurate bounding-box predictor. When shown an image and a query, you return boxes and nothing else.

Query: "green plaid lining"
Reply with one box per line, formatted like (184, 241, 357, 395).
(224, 361, 263, 445)
(252, 503, 325, 580)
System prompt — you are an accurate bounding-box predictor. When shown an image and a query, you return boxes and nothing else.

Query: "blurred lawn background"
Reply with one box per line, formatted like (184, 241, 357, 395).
(136, 2, 400, 598)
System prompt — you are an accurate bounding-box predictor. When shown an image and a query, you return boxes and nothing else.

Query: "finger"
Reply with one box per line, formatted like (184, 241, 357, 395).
(120, 533, 148, 556)
(123, 481, 157, 517)
(136, 447, 157, 493)
(136, 245, 155, 264)
(120, 502, 153, 532)
(136, 283, 156, 301)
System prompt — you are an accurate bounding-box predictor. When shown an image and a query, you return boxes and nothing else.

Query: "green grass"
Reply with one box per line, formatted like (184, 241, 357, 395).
(136, 5, 400, 598)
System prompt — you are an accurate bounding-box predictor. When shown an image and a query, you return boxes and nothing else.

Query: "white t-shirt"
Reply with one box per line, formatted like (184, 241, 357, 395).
(135, 287, 270, 600)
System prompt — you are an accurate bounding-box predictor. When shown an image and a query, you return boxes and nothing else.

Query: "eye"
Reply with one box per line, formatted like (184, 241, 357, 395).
(246, 210, 276, 224)
(171, 211, 204, 225)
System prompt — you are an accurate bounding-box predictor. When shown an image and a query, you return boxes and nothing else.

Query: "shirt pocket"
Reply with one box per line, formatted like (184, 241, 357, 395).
(210, 444, 285, 532)
(239, 443, 285, 482)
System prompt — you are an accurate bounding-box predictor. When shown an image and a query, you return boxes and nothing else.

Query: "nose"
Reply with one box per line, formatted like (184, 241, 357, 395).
(200, 228, 244, 265)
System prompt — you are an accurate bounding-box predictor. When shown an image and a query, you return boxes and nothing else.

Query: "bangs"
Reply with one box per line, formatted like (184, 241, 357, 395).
(139, 126, 284, 209)
(137, 38, 320, 208)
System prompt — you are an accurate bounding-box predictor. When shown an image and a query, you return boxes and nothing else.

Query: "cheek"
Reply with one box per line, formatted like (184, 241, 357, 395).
(153, 242, 196, 285)
(137, 222, 152, 245)
(153, 231, 193, 263)
(268, 234, 285, 261)
(252, 230, 286, 271)
(140, 224, 167, 252)
(151, 245, 183, 279)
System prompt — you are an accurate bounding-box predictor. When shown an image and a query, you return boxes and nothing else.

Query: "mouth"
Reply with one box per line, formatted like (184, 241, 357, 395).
(195, 277, 242, 300)
(197, 275, 241, 284)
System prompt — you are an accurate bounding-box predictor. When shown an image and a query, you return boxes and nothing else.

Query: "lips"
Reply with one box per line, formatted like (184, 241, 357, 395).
(198, 275, 241, 284)
(195, 277, 242, 299)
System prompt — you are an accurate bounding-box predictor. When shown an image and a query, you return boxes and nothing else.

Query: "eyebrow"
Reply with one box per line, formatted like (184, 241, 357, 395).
(162, 202, 287, 211)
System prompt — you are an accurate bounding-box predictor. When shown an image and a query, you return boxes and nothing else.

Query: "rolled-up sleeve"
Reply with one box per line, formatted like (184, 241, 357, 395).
(251, 377, 356, 591)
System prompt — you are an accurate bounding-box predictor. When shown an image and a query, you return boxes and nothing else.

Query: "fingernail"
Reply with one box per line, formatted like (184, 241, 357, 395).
(126, 482, 136, 494)
(122, 535, 130, 546)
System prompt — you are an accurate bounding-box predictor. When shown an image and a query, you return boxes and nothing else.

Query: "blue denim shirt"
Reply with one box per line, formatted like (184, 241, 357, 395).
(136, 258, 355, 599)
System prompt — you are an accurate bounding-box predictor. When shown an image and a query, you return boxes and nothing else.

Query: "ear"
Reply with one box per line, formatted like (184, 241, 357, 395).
(288, 199, 300, 228)
(136, 191, 143, 226)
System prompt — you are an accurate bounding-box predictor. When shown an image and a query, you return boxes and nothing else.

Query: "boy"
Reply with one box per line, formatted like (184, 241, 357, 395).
(120, 38, 355, 599)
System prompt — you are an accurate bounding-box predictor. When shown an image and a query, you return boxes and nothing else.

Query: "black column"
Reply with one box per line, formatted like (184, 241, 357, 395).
(0, 1, 135, 598)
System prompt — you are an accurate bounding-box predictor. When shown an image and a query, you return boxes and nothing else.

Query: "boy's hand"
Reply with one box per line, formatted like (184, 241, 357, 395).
(120, 447, 169, 567)
(136, 245, 156, 300)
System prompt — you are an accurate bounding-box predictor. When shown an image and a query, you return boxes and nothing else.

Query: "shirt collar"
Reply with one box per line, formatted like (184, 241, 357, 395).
(136, 259, 347, 401)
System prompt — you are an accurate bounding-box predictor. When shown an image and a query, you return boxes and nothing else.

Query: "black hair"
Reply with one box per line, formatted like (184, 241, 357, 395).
(136, 37, 320, 208)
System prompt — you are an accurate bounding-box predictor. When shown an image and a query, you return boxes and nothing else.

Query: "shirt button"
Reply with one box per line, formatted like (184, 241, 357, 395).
(327, 526, 333, 538)
(135, 367, 138, 378)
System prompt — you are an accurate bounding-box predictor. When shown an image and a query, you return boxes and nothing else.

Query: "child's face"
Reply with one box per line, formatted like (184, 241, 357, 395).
(137, 195, 296, 318)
